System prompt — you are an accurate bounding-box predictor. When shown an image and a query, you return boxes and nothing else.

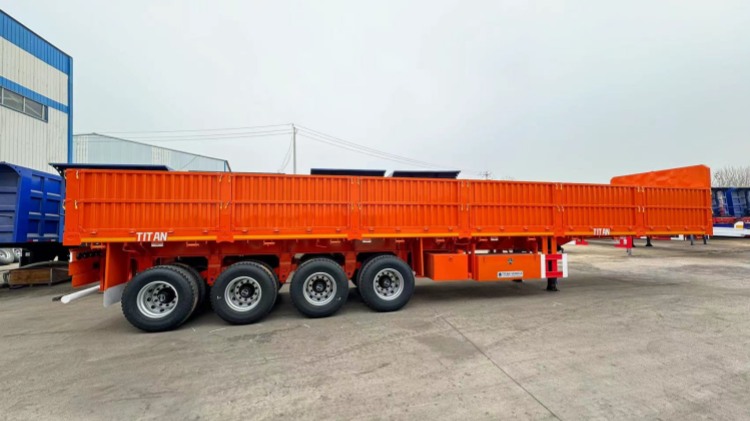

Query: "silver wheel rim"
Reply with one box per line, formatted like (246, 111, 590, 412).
(225, 276, 262, 312)
(136, 280, 179, 319)
(303, 272, 337, 306)
(373, 268, 404, 301)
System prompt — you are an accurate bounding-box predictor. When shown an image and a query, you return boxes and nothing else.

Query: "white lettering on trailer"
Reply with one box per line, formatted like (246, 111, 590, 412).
(498, 271, 524, 278)
(593, 228, 611, 236)
(136, 232, 169, 243)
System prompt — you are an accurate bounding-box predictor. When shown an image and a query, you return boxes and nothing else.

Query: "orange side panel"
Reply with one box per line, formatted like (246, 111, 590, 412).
(62, 165, 713, 246)
(360, 178, 460, 237)
(611, 165, 712, 235)
(69, 170, 222, 243)
(475, 253, 542, 281)
(468, 181, 554, 235)
(425, 252, 469, 281)
(560, 184, 637, 234)
(610, 165, 710, 189)
(232, 174, 352, 238)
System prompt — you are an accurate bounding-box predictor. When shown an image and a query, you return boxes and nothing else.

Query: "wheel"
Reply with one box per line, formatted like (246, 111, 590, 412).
(290, 258, 348, 318)
(12, 248, 21, 262)
(211, 261, 278, 325)
(121, 265, 197, 332)
(0, 249, 13, 265)
(351, 268, 360, 287)
(174, 263, 207, 309)
(253, 261, 282, 294)
(358, 255, 415, 312)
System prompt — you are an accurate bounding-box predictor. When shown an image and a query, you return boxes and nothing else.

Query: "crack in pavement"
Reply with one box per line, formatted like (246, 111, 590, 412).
(438, 314, 562, 421)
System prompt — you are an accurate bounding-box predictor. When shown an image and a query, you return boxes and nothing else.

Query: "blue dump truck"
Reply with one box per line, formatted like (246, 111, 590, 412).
(0, 162, 67, 266)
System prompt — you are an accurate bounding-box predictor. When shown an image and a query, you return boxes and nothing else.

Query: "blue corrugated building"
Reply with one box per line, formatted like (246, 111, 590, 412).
(0, 9, 72, 173)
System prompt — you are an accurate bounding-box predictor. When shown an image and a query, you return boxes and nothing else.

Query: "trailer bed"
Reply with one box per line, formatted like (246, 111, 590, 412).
(62, 165, 711, 245)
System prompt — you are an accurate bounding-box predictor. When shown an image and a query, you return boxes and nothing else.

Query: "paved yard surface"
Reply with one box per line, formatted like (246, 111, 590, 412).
(1, 239, 749, 420)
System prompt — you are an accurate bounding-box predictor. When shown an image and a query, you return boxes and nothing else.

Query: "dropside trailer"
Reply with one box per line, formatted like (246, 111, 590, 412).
(61, 165, 712, 332)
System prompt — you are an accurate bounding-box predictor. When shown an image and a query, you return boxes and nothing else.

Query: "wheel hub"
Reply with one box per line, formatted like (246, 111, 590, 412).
(373, 269, 404, 301)
(225, 276, 262, 312)
(136, 280, 179, 319)
(239, 284, 254, 298)
(303, 272, 337, 306)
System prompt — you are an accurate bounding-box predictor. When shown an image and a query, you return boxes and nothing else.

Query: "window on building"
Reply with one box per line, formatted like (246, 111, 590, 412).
(0, 87, 48, 122)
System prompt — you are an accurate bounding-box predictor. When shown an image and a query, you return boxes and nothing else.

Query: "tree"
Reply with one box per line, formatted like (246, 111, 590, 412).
(712, 166, 750, 187)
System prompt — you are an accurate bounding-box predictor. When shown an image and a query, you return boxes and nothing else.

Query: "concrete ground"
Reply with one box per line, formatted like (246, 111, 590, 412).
(1, 239, 749, 420)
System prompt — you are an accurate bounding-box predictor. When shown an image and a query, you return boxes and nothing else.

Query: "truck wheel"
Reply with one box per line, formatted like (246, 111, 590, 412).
(351, 269, 360, 287)
(358, 255, 415, 312)
(174, 263, 207, 309)
(0, 249, 13, 265)
(290, 258, 348, 318)
(253, 261, 283, 294)
(211, 262, 278, 325)
(121, 265, 197, 332)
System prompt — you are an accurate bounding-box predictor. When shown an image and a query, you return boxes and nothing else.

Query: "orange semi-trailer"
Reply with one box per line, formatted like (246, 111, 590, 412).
(61, 165, 711, 332)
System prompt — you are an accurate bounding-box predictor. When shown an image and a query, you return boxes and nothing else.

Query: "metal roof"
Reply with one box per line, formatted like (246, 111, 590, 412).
(50, 163, 171, 177)
(311, 168, 387, 177)
(390, 170, 461, 179)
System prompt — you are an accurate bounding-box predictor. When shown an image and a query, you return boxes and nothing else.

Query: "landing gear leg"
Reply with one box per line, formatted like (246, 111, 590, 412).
(646, 237, 653, 247)
(546, 278, 558, 292)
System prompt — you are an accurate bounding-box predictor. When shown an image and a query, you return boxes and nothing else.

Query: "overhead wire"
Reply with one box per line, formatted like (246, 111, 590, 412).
(298, 132, 449, 170)
(296, 126, 483, 175)
(277, 139, 294, 172)
(296, 125, 444, 168)
(96, 123, 484, 175)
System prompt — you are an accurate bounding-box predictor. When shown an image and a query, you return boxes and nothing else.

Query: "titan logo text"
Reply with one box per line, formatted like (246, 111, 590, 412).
(136, 232, 169, 242)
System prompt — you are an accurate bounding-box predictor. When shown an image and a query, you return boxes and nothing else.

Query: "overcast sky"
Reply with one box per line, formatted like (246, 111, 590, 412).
(2, 1, 749, 181)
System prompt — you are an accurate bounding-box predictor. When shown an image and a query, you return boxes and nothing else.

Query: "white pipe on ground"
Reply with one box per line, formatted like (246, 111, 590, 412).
(61, 285, 100, 304)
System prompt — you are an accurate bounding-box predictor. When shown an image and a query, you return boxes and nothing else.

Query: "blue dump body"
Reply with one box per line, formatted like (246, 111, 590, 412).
(712, 188, 750, 219)
(0, 162, 63, 244)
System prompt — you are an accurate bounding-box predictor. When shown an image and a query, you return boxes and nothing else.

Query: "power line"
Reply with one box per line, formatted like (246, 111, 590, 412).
(297, 125, 445, 168)
(96, 123, 486, 176)
(298, 132, 455, 171)
(277, 138, 294, 172)
(296, 126, 483, 175)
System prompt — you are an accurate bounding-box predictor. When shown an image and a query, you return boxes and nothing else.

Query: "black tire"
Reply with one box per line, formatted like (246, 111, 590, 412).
(358, 255, 415, 312)
(121, 265, 197, 332)
(253, 261, 283, 294)
(174, 263, 207, 309)
(351, 268, 360, 287)
(290, 258, 348, 318)
(211, 261, 278, 325)
(169, 265, 200, 316)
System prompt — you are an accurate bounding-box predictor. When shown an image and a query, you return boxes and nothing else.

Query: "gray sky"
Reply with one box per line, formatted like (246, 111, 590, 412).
(3, 1, 749, 181)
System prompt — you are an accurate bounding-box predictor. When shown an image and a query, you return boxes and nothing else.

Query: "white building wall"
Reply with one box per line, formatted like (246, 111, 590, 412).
(73, 134, 228, 172)
(0, 37, 68, 105)
(0, 106, 67, 172)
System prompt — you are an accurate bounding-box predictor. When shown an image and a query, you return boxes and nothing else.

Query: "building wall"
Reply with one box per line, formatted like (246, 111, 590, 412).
(0, 107, 67, 171)
(73, 134, 229, 172)
(0, 10, 72, 173)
